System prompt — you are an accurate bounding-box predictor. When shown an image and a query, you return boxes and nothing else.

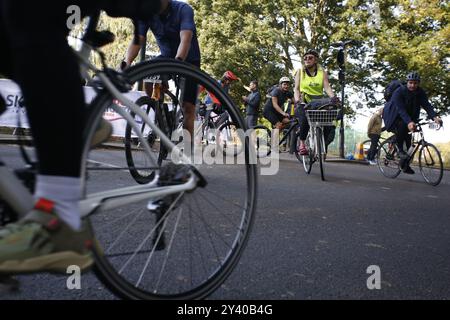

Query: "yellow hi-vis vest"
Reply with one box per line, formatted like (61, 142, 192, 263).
(298, 66, 324, 103)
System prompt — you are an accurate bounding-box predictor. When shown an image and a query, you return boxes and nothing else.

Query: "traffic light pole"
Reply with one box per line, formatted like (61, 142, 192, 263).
(339, 65, 345, 158)
(332, 40, 354, 158)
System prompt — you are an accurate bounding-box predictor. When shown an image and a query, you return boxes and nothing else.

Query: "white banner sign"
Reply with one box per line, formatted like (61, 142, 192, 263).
(0, 79, 152, 137)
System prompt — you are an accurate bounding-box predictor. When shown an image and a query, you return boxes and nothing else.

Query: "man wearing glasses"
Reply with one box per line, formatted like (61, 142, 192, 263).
(294, 49, 338, 156)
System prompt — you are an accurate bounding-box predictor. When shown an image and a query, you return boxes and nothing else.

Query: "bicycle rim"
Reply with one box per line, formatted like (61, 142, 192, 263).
(419, 143, 443, 186)
(82, 60, 257, 300)
(377, 140, 401, 179)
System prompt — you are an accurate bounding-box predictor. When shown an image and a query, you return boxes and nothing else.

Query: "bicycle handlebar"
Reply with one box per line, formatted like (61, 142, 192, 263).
(409, 119, 443, 133)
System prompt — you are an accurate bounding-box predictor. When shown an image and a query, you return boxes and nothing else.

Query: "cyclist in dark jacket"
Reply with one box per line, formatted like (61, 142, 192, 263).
(383, 72, 442, 174)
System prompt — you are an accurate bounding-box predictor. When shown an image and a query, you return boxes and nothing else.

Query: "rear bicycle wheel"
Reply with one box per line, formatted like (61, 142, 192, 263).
(419, 143, 443, 186)
(317, 127, 325, 181)
(124, 96, 161, 184)
(83, 59, 257, 300)
(377, 139, 401, 178)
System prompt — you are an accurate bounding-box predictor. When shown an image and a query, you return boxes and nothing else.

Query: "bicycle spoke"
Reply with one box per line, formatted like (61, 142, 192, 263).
(118, 192, 185, 275)
(190, 195, 231, 262)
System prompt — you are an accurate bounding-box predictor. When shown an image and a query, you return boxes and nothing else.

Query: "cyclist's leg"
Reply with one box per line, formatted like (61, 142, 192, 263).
(0, 10, 9, 116)
(393, 118, 414, 172)
(181, 60, 200, 140)
(0, 1, 100, 273)
(246, 114, 257, 129)
(394, 118, 410, 153)
(367, 133, 380, 160)
(297, 106, 309, 154)
(262, 106, 281, 129)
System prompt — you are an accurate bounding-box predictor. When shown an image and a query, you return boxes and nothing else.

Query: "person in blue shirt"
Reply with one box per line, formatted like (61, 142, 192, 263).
(383, 72, 442, 174)
(123, 0, 201, 137)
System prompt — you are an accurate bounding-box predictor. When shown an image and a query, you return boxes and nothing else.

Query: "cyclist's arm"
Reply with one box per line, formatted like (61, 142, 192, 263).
(176, 4, 196, 61)
(175, 30, 193, 61)
(419, 90, 439, 122)
(125, 35, 145, 66)
(323, 71, 335, 98)
(294, 69, 301, 103)
(272, 96, 287, 116)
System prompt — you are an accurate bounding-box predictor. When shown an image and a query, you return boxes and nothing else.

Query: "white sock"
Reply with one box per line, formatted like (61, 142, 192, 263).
(34, 175, 82, 231)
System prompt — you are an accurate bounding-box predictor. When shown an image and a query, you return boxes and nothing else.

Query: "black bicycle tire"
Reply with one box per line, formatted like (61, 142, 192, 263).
(124, 96, 162, 184)
(216, 121, 243, 157)
(377, 139, 401, 179)
(419, 142, 443, 186)
(295, 133, 313, 174)
(253, 125, 271, 158)
(317, 127, 325, 181)
(82, 59, 257, 300)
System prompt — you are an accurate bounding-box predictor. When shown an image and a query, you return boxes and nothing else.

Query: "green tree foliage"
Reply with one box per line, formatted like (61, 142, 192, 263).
(372, 0, 449, 113)
(65, 2, 447, 115)
(189, 0, 448, 114)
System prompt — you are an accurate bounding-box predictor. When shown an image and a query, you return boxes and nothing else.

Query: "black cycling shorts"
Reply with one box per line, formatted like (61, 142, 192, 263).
(183, 60, 200, 105)
(263, 106, 284, 126)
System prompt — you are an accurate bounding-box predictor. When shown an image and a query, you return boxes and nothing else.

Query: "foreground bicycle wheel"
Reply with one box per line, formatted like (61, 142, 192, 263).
(419, 143, 443, 186)
(82, 59, 257, 299)
(377, 139, 401, 179)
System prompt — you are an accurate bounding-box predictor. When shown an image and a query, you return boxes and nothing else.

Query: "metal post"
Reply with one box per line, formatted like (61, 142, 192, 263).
(339, 66, 345, 158)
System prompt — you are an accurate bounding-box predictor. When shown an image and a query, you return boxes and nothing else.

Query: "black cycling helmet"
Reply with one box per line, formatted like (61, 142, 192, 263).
(303, 49, 319, 58)
(406, 71, 421, 82)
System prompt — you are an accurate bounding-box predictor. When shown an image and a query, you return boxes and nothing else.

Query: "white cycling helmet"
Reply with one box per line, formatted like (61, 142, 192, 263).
(279, 76, 290, 84)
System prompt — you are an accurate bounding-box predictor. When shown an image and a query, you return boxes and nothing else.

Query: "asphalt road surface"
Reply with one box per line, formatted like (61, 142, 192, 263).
(1, 145, 449, 300)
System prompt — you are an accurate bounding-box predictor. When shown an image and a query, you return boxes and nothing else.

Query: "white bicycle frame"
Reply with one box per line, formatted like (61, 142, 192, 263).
(0, 38, 196, 220)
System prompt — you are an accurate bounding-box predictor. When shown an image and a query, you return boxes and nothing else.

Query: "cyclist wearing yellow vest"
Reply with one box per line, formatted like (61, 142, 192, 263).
(294, 49, 338, 155)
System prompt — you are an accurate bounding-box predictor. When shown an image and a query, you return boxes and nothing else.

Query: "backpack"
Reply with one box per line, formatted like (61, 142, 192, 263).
(384, 79, 403, 102)
(265, 84, 278, 98)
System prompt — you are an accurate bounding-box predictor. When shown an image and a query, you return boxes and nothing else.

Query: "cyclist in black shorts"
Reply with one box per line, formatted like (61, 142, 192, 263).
(263, 77, 293, 130)
(0, 0, 163, 274)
